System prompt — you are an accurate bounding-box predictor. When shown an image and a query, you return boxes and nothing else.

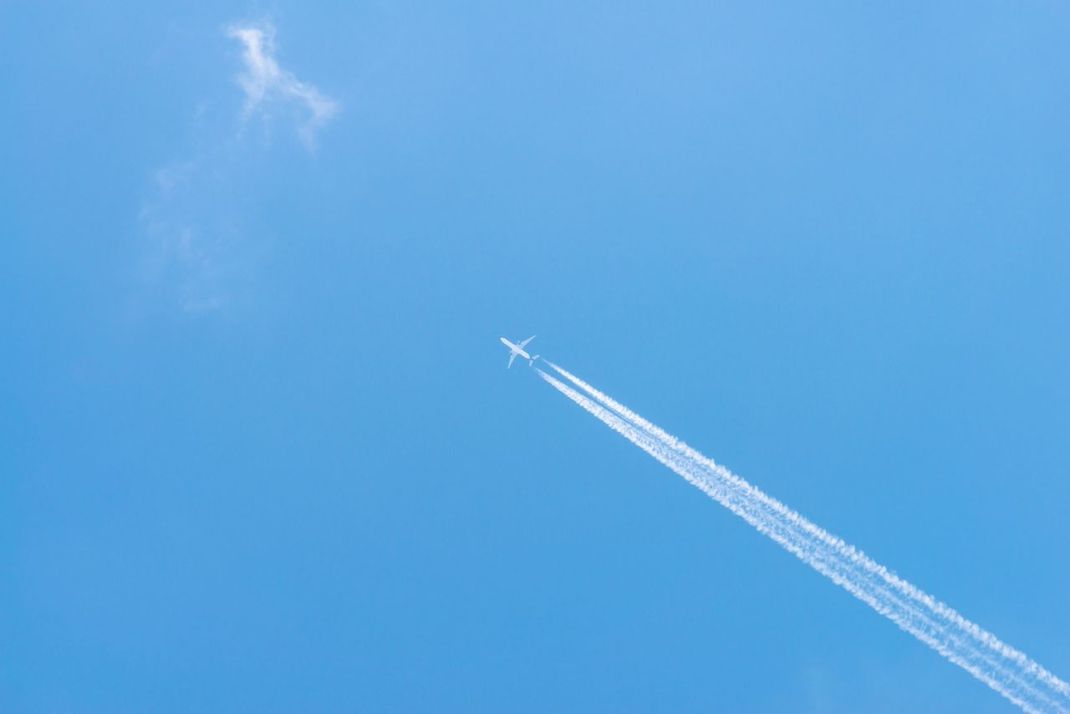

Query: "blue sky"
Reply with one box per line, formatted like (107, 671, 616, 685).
(3, 2, 1069, 712)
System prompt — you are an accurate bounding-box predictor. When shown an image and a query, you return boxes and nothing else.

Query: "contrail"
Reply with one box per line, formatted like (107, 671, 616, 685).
(537, 362, 1070, 714)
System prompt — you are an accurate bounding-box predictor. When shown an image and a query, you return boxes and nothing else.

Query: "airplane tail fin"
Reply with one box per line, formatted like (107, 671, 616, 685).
(529, 355, 540, 366)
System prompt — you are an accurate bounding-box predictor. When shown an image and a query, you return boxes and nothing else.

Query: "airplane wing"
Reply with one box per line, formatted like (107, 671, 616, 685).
(519, 335, 535, 348)
(508, 352, 517, 369)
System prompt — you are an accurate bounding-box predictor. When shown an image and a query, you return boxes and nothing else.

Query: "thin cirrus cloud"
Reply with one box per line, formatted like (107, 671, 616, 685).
(227, 22, 339, 148)
(138, 20, 338, 314)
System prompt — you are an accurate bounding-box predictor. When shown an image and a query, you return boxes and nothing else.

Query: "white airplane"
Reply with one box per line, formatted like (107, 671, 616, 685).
(500, 335, 539, 368)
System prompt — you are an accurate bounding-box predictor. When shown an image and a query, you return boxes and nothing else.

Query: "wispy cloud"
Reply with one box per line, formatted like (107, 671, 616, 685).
(137, 20, 337, 314)
(138, 158, 239, 313)
(227, 22, 339, 147)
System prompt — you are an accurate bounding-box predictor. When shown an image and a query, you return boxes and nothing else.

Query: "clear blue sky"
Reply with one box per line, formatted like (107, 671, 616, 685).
(3, 2, 1068, 712)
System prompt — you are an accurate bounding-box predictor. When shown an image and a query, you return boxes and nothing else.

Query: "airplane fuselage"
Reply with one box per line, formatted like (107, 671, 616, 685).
(499, 337, 531, 361)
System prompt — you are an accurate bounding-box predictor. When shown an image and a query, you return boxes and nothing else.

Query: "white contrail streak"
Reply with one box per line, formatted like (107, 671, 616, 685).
(537, 362, 1069, 714)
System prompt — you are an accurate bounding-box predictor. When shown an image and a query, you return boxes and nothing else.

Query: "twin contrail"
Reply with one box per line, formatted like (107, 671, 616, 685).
(537, 361, 1069, 713)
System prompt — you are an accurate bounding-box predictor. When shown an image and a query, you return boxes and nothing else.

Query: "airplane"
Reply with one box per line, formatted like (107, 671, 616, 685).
(500, 335, 539, 368)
